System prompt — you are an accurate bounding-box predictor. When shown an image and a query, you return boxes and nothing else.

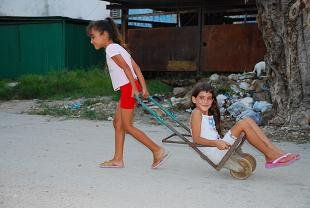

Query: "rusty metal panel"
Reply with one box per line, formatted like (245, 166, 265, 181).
(128, 24, 265, 72)
(201, 24, 266, 72)
(128, 26, 199, 71)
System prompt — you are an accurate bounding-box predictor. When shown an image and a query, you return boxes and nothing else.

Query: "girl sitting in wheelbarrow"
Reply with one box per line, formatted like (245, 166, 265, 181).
(190, 82, 300, 168)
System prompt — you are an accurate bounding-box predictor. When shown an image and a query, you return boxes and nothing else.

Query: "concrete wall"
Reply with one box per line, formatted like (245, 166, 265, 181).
(0, 0, 110, 20)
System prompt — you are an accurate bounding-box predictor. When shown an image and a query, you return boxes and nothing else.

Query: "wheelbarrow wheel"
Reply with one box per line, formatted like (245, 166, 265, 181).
(241, 153, 256, 172)
(230, 158, 252, 180)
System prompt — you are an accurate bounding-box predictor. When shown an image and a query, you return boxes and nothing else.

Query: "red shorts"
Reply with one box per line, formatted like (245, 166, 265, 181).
(120, 80, 142, 109)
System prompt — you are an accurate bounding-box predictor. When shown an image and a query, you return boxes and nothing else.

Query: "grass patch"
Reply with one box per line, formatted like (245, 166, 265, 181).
(15, 69, 114, 99)
(147, 80, 172, 95)
(0, 80, 14, 100)
(36, 105, 73, 117)
(29, 98, 115, 120)
(0, 69, 172, 100)
(0, 69, 114, 100)
(80, 109, 105, 120)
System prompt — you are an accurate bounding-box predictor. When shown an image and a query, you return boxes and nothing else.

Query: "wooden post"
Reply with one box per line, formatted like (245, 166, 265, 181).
(121, 8, 128, 43)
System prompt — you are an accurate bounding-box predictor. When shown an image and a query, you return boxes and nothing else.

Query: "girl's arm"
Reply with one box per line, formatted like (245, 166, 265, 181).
(191, 110, 230, 150)
(111, 55, 138, 97)
(131, 58, 149, 98)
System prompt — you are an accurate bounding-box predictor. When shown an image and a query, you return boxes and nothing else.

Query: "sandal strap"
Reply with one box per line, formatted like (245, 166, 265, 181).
(272, 153, 290, 164)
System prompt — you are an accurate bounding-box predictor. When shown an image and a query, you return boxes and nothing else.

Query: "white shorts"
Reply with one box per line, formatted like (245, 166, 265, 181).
(198, 130, 237, 165)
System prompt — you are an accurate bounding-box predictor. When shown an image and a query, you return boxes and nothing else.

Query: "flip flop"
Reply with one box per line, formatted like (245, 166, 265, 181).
(99, 160, 124, 168)
(292, 153, 301, 160)
(285, 153, 301, 160)
(152, 151, 171, 169)
(265, 153, 298, 169)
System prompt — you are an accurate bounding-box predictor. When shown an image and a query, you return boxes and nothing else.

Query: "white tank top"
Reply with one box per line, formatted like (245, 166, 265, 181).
(200, 115, 220, 140)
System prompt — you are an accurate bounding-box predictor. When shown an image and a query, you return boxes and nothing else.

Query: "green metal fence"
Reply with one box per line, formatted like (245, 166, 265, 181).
(0, 17, 104, 79)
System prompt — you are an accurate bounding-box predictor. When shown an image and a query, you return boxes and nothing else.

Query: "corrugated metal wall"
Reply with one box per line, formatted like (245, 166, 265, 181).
(129, 26, 199, 71)
(201, 24, 266, 72)
(19, 22, 65, 74)
(0, 24, 20, 78)
(1, 18, 265, 78)
(128, 24, 266, 72)
(0, 18, 103, 79)
(0, 21, 64, 78)
(65, 23, 104, 69)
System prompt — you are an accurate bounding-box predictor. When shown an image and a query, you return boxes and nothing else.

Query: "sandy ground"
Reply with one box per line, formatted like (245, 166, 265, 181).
(0, 101, 310, 208)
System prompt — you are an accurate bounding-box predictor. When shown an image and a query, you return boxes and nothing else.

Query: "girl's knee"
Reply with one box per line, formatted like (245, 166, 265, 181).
(122, 123, 133, 133)
(236, 118, 251, 129)
(244, 117, 258, 127)
(242, 117, 253, 124)
(235, 119, 244, 128)
(113, 118, 122, 130)
(242, 117, 258, 129)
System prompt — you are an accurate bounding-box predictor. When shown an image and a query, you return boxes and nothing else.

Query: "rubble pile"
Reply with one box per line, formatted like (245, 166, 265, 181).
(161, 71, 273, 126)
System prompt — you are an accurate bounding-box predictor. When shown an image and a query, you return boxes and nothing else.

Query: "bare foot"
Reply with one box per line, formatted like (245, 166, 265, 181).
(99, 160, 124, 168)
(266, 153, 296, 163)
(152, 148, 170, 169)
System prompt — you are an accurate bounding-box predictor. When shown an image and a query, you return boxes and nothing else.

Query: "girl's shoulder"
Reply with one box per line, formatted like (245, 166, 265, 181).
(107, 43, 129, 55)
(190, 109, 204, 130)
(106, 43, 121, 49)
(192, 108, 209, 117)
(190, 108, 203, 121)
(191, 109, 213, 122)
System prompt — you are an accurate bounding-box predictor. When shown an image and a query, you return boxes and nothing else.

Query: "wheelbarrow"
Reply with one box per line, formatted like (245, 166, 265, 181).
(135, 95, 256, 180)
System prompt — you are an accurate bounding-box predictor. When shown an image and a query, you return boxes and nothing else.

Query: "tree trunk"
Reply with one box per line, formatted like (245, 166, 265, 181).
(256, 0, 310, 127)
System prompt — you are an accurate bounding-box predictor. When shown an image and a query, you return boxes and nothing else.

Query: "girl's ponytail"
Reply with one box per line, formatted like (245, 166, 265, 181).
(105, 17, 128, 51)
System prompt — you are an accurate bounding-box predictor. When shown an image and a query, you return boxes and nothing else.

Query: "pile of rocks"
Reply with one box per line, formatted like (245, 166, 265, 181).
(162, 71, 273, 126)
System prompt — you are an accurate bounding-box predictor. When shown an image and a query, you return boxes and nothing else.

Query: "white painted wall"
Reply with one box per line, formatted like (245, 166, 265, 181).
(0, 0, 110, 20)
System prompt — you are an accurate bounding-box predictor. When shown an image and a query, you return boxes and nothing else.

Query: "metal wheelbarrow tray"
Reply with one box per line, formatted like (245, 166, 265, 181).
(135, 95, 256, 180)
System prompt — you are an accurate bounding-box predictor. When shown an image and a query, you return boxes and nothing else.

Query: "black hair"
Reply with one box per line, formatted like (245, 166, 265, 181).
(191, 82, 222, 136)
(86, 17, 128, 50)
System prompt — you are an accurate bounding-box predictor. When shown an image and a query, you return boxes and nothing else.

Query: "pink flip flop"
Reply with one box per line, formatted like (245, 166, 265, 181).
(293, 153, 301, 160)
(284, 153, 301, 160)
(265, 153, 298, 169)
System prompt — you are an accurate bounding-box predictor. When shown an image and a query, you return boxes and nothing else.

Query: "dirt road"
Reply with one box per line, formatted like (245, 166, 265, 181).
(0, 101, 309, 208)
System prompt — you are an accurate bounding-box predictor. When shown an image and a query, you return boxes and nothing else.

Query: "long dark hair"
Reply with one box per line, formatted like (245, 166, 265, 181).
(86, 17, 128, 50)
(191, 82, 222, 136)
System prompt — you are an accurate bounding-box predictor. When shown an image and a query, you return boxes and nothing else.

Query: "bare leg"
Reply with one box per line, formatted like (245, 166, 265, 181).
(243, 117, 284, 154)
(230, 118, 294, 162)
(120, 107, 166, 166)
(100, 103, 124, 167)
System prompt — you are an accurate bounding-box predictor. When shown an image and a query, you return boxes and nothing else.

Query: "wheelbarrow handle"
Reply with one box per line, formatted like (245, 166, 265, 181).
(147, 96, 191, 133)
(134, 94, 166, 125)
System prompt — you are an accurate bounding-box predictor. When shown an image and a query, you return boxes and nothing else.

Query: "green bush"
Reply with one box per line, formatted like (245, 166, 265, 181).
(16, 74, 48, 99)
(147, 80, 172, 95)
(37, 106, 72, 117)
(0, 69, 172, 100)
(80, 69, 113, 97)
(14, 69, 114, 99)
(0, 80, 14, 100)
